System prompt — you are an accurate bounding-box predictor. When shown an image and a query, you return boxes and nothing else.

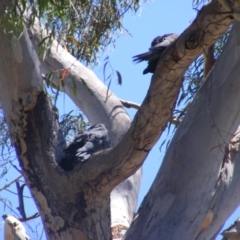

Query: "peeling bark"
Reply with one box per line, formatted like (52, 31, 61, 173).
(125, 20, 240, 240)
(25, 13, 141, 233)
(203, 44, 216, 78)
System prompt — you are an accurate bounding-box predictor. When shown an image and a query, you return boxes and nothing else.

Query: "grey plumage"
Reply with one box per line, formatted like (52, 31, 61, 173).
(60, 123, 110, 171)
(133, 33, 178, 74)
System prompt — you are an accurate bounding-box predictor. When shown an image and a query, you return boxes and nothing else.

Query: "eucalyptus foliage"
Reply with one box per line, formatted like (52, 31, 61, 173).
(9, 0, 143, 65)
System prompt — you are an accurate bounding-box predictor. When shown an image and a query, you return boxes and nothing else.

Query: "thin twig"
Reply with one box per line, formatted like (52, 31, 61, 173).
(19, 212, 40, 222)
(120, 99, 140, 110)
(0, 175, 22, 192)
(16, 182, 27, 219)
(120, 99, 181, 126)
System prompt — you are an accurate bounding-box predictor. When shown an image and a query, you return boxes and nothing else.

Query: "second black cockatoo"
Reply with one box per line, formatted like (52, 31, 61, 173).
(60, 123, 110, 171)
(133, 33, 178, 74)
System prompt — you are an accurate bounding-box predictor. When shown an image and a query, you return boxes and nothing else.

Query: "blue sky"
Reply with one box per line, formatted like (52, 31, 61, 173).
(0, 0, 239, 239)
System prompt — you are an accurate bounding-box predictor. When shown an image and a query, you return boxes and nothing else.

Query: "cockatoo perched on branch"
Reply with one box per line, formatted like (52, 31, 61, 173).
(3, 214, 30, 240)
(60, 123, 111, 171)
(133, 33, 179, 74)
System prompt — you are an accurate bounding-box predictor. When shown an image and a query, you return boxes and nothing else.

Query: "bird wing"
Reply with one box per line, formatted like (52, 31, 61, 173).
(60, 123, 110, 170)
(132, 51, 155, 63)
(79, 124, 110, 154)
(73, 124, 110, 161)
(63, 132, 87, 159)
(150, 33, 178, 51)
(133, 33, 179, 63)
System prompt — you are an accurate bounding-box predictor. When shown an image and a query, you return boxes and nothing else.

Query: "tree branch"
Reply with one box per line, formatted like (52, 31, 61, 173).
(26, 0, 238, 189)
(0, 175, 22, 192)
(119, 99, 140, 110)
(77, 0, 238, 188)
(0, 0, 239, 238)
(125, 19, 240, 240)
(25, 12, 142, 230)
(16, 182, 27, 219)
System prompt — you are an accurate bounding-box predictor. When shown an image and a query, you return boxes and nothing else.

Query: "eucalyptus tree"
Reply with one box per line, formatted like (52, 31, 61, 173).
(1, 0, 240, 239)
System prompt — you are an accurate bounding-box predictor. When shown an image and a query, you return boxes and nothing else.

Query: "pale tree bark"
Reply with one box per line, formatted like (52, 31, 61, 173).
(222, 216, 240, 239)
(26, 15, 142, 236)
(0, 0, 240, 239)
(125, 18, 240, 240)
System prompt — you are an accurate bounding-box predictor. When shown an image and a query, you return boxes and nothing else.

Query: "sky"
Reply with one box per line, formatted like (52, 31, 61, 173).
(0, 0, 239, 239)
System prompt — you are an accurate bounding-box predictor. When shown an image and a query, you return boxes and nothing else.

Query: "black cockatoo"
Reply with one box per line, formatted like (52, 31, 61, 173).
(133, 33, 178, 74)
(60, 123, 110, 171)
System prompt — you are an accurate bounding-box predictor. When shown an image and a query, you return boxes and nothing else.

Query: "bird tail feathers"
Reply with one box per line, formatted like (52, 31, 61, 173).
(132, 51, 153, 62)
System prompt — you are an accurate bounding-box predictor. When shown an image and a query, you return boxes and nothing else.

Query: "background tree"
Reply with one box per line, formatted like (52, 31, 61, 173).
(1, 0, 240, 239)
